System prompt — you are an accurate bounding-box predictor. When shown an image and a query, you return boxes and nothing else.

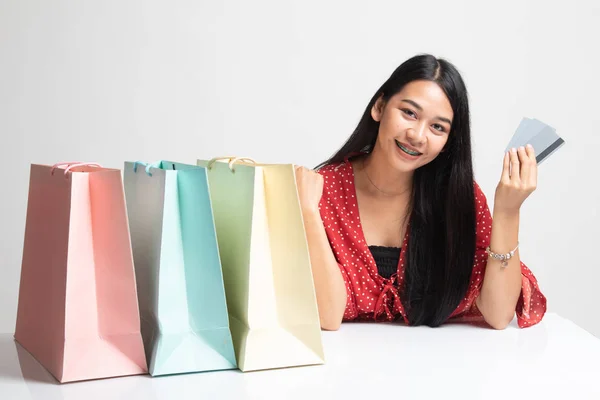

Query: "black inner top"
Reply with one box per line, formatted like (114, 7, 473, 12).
(368, 245, 401, 280)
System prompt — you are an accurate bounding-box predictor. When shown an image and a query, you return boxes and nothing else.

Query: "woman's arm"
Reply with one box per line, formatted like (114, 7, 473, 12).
(476, 146, 537, 329)
(302, 209, 348, 331)
(476, 210, 522, 329)
(295, 166, 347, 331)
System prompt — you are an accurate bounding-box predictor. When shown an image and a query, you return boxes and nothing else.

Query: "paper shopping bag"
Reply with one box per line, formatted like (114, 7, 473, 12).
(123, 161, 237, 376)
(15, 162, 147, 383)
(197, 157, 325, 372)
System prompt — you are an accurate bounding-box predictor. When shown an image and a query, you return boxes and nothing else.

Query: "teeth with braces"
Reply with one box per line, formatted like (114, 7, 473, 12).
(396, 140, 421, 156)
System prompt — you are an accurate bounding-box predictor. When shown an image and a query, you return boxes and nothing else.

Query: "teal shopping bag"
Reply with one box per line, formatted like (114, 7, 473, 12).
(123, 161, 236, 376)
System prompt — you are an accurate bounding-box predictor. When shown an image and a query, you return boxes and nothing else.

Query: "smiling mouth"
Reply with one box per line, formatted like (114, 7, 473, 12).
(395, 140, 422, 156)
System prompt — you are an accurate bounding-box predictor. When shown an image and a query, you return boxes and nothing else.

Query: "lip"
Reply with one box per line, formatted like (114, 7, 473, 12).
(395, 140, 423, 159)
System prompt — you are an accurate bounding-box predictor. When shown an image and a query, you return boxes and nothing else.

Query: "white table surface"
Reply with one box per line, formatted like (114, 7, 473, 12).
(1, 313, 599, 400)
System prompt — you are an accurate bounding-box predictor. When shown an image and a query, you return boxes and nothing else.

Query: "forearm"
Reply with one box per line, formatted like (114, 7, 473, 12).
(302, 209, 347, 330)
(476, 210, 523, 329)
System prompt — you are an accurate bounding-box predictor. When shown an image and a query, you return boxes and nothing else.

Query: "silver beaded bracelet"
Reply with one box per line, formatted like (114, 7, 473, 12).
(485, 242, 519, 267)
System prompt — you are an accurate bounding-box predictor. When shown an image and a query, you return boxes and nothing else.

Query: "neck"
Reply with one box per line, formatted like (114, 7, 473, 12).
(361, 147, 413, 198)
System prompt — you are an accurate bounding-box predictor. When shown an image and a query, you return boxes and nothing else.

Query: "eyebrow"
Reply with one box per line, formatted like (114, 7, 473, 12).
(401, 99, 453, 125)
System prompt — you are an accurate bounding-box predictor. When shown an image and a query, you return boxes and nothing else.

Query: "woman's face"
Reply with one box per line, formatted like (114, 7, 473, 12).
(371, 80, 453, 173)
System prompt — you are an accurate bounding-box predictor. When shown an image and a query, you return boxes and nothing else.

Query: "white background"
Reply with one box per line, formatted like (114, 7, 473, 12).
(1, 0, 598, 336)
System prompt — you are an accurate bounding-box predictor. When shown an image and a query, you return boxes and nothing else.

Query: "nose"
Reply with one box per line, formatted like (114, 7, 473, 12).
(406, 124, 426, 146)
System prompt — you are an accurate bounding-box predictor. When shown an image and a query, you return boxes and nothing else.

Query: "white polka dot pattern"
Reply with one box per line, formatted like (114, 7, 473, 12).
(316, 160, 547, 328)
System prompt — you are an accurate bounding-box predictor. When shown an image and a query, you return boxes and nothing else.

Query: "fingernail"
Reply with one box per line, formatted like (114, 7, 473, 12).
(511, 148, 517, 153)
(519, 146, 525, 151)
(526, 144, 533, 150)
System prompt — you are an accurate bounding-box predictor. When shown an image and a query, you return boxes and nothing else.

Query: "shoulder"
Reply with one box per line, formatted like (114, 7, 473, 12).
(316, 162, 351, 189)
(473, 181, 492, 233)
(316, 162, 353, 209)
(316, 162, 346, 177)
(473, 181, 489, 205)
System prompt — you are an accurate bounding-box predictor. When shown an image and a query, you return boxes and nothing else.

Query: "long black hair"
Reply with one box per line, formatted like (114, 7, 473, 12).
(317, 54, 476, 327)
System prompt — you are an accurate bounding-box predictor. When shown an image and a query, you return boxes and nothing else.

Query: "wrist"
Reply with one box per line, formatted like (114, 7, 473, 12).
(490, 208, 520, 254)
(486, 242, 519, 267)
(493, 207, 520, 221)
(301, 206, 321, 220)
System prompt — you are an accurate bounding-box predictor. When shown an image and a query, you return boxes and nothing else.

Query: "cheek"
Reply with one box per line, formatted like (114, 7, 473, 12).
(380, 109, 404, 128)
(427, 136, 449, 157)
(393, 114, 409, 130)
(378, 114, 400, 138)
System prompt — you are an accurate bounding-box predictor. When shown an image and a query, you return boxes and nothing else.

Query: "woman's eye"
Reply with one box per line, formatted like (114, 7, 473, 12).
(432, 124, 445, 132)
(402, 109, 416, 118)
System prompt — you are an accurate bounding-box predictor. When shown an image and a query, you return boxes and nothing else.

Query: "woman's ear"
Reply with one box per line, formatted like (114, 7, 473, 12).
(371, 94, 386, 122)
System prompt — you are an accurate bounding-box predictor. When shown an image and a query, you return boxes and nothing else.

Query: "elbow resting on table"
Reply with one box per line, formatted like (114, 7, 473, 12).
(476, 296, 516, 330)
(318, 309, 343, 331)
(483, 312, 515, 330)
(320, 317, 342, 331)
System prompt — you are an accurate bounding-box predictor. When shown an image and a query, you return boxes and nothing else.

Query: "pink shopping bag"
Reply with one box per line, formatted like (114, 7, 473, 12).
(14, 162, 147, 383)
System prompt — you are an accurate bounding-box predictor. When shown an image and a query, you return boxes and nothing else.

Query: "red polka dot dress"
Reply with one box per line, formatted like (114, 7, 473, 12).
(317, 159, 547, 328)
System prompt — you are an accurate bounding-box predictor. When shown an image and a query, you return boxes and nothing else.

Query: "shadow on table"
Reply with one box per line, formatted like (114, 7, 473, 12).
(0, 334, 31, 382)
(0, 335, 158, 400)
(12, 339, 62, 384)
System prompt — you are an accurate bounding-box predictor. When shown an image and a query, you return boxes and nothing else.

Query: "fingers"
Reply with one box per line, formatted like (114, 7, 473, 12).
(509, 147, 520, 182)
(525, 144, 538, 188)
(505, 145, 537, 192)
(517, 146, 529, 183)
(295, 165, 311, 173)
(525, 144, 535, 159)
(496, 144, 538, 212)
(295, 166, 307, 187)
(295, 165, 321, 184)
(501, 151, 510, 183)
(295, 165, 309, 177)
(517, 145, 538, 189)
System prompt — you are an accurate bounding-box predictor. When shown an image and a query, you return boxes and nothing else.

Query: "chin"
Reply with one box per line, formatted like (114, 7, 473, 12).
(388, 157, 420, 173)
(388, 150, 425, 173)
